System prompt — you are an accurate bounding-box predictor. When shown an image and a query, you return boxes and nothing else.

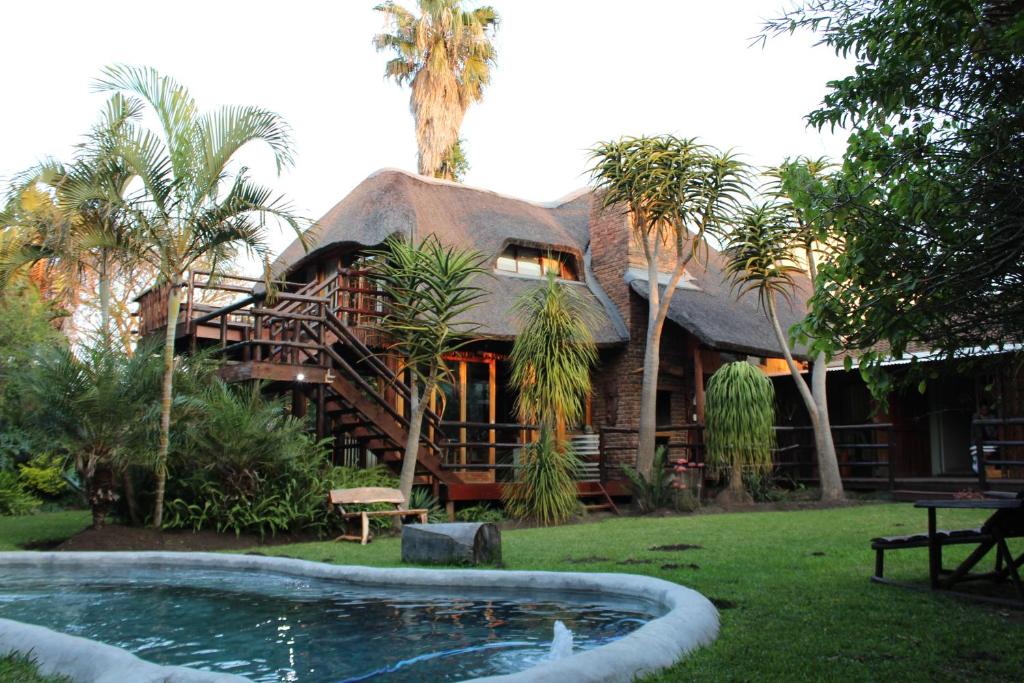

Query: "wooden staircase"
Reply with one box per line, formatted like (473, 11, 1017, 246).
(182, 272, 461, 487)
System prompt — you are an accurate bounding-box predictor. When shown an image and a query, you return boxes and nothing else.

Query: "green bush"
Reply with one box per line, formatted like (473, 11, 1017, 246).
(623, 446, 674, 513)
(0, 470, 41, 516)
(409, 487, 448, 523)
(455, 503, 504, 524)
(17, 453, 69, 496)
(503, 428, 580, 525)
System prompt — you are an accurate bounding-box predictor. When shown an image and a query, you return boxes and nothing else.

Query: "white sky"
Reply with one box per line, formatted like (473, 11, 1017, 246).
(1, 0, 851, 268)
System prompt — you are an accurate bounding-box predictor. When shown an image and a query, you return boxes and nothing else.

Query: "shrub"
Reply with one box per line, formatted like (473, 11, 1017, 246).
(503, 428, 580, 525)
(409, 487, 448, 523)
(623, 446, 674, 513)
(455, 503, 504, 524)
(0, 470, 41, 516)
(17, 453, 69, 496)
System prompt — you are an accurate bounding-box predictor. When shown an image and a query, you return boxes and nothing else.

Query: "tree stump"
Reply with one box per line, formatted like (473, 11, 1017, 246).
(401, 522, 501, 565)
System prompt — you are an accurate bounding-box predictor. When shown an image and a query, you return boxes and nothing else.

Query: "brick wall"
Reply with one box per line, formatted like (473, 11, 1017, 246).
(588, 200, 702, 470)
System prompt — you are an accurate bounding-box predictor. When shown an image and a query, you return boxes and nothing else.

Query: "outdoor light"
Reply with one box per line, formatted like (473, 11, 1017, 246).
(296, 372, 305, 382)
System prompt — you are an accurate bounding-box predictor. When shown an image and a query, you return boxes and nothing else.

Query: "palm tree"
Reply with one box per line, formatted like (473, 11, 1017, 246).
(95, 64, 307, 527)
(373, 0, 499, 179)
(17, 337, 164, 528)
(504, 271, 597, 524)
(589, 135, 749, 479)
(722, 161, 845, 502)
(370, 234, 488, 500)
(1, 94, 145, 339)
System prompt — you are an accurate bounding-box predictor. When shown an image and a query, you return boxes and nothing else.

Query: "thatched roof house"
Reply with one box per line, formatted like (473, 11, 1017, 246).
(274, 168, 807, 361)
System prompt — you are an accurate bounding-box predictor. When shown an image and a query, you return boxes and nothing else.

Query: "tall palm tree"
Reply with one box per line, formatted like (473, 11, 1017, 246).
(373, 0, 499, 179)
(95, 64, 307, 527)
(371, 234, 488, 500)
(589, 135, 749, 479)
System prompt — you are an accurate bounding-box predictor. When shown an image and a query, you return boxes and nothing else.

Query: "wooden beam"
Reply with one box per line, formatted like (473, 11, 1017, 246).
(218, 362, 328, 384)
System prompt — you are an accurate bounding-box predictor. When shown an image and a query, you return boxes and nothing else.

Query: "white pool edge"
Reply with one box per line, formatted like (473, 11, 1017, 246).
(0, 551, 720, 683)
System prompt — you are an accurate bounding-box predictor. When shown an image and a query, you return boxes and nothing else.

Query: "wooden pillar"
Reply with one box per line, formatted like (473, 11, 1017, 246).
(316, 384, 326, 440)
(292, 387, 307, 419)
(693, 342, 705, 424)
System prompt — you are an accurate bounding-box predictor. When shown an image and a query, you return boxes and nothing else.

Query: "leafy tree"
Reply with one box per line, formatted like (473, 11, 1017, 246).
(374, 0, 499, 179)
(722, 160, 844, 501)
(762, 0, 1024, 387)
(589, 135, 748, 479)
(504, 271, 596, 524)
(95, 65, 306, 527)
(438, 137, 471, 182)
(2, 94, 144, 339)
(370, 234, 488, 501)
(704, 361, 776, 503)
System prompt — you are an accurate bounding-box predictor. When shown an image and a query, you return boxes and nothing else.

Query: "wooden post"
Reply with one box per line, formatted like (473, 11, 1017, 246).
(927, 507, 941, 590)
(316, 384, 326, 440)
(976, 426, 987, 490)
(886, 424, 896, 491)
(693, 344, 705, 424)
(254, 313, 263, 362)
(292, 387, 307, 419)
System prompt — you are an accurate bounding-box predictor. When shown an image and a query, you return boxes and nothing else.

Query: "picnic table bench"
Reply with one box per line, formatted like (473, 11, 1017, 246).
(328, 487, 428, 545)
(870, 491, 1024, 606)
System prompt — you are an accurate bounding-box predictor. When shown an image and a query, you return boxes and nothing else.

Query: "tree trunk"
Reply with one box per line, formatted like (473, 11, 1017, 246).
(98, 250, 111, 339)
(729, 459, 745, 495)
(399, 385, 429, 503)
(767, 297, 843, 502)
(812, 352, 844, 501)
(636, 312, 664, 478)
(122, 468, 140, 526)
(88, 463, 117, 530)
(152, 283, 181, 528)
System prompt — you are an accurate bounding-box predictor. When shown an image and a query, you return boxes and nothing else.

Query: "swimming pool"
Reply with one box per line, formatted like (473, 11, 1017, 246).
(0, 553, 719, 682)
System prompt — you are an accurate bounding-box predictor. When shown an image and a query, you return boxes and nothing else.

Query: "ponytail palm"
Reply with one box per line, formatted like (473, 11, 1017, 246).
(704, 361, 776, 501)
(374, 0, 499, 179)
(95, 65, 307, 527)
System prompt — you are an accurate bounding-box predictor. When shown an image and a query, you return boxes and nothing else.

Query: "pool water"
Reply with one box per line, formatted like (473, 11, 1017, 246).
(0, 566, 660, 682)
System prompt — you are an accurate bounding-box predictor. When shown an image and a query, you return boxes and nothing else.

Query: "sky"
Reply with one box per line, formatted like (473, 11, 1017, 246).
(0, 0, 852, 267)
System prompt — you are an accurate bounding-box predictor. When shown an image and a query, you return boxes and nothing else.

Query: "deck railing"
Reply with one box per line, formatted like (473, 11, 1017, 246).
(974, 416, 1024, 488)
(772, 423, 895, 488)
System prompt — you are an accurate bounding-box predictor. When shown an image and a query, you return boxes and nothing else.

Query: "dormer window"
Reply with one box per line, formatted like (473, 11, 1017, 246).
(496, 245, 579, 281)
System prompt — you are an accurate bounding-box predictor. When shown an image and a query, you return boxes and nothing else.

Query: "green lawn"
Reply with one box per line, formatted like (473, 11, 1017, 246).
(0, 510, 89, 551)
(0, 504, 1020, 682)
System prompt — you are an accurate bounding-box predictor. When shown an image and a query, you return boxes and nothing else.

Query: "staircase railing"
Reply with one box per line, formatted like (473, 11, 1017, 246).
(183, 273, 449, 465)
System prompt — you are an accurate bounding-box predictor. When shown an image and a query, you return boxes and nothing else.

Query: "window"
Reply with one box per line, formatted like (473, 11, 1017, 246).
(496, 245, 579, 281)
(656, 390, 672, 428)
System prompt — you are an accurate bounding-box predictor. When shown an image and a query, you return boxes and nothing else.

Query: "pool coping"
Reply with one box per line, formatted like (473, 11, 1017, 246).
(0, 551, 719, 683)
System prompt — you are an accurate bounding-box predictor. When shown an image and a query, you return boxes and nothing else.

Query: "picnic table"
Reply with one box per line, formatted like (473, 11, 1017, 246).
(871, 493, 1024, 606)
(913, 497, 1024, 604)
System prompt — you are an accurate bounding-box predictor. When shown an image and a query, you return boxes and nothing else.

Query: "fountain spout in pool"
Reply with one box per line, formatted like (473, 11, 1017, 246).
(548, 620, 574, 660)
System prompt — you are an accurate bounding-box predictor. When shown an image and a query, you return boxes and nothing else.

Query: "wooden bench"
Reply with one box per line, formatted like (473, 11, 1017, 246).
(328, 487, 428, 545)
(871, 528, 989, 580)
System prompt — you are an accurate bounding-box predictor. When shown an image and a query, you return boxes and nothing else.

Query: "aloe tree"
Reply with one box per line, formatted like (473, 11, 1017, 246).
(95, 65, 306, 527)
(704, 361, 776, 503)
(371, 234, 488, 500)
(589, 135, 749, 479)
(504, 271, 597, 524)
(373, 0, 499, 179)
(722, 163, 845, 502)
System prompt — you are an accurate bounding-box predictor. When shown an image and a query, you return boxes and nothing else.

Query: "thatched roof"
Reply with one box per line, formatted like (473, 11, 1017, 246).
(276, 169, 626, 346)
(628, 245, 811, 359)
(275, 169, 811, 355)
